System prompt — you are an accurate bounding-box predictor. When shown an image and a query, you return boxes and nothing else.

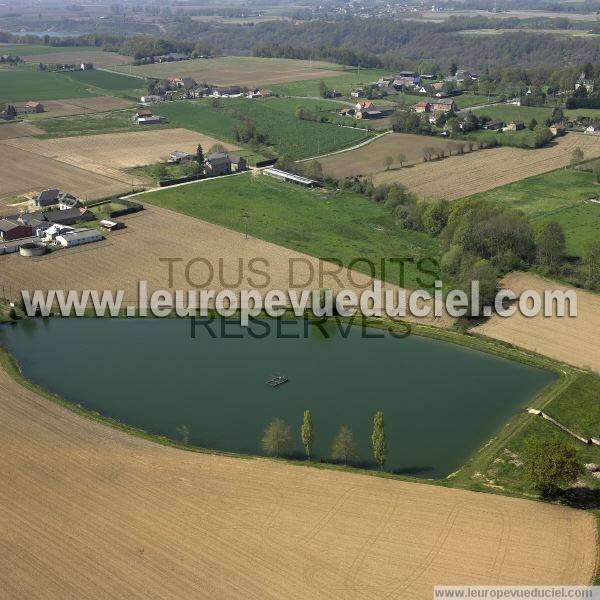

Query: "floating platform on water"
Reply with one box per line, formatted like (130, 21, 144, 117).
(266, 375, 288, 387)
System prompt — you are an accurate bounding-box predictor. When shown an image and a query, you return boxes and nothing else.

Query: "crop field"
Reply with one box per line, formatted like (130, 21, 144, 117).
(0, 69, 94, 102)
(157, 98, 370, 159)
(34, 109, 150, 137)
(23, 49, 132, 68)
(0, 354, 596, 599)
(466, 167, 600, 257)
(320, 132, 460, 178)
(0, 121, 42, 139)
(0, 143, 136, 202)
(2, 128, 236, 184)
(111, 56, 345, 87)
(65, 69, 144, 92)
(141, 173, 442, 292)
(30, 96, 136, 119)
(474, 272, 600, 373)
(472, 104, 554, 124)
(374, 133, 600, 200)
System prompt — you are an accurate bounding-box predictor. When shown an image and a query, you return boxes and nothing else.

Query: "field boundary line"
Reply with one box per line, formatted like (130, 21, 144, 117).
(297, 130, 390, 163)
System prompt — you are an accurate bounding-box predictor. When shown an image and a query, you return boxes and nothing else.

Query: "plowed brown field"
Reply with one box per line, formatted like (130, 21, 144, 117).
(0, 358, 596, 599)
(474, 272, 600, 373)
(373, 133, 600, 199)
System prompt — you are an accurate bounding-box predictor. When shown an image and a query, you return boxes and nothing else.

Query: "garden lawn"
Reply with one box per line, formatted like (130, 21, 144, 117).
(466, 167, 600, 257)
(156, 98, 371, 159)
(141, 173, 440, 290)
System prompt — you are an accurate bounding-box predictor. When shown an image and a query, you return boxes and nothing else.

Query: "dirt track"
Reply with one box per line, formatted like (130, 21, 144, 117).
(0, 358, 596, 599)
(373, 134, 600, 199)
(474, 272, 600, 373)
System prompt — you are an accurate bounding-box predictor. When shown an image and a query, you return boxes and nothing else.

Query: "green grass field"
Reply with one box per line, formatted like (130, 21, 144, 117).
(141, 173, 440, 289)
(472, 104, 554, 124)
(269, 68, 387, 97)
(35, 110, 148, 137)
(465, 127, 539, 148)
(66, 69, 144, 93)
(483, 373, 600, 494)
(156, 98, 371, 159)
(466, 167, 600, 257)
(0, 69, 94, 102)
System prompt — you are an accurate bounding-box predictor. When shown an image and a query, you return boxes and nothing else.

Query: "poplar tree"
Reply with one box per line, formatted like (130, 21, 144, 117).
(301, 410, 313, 461)
(371, 410, 387, 470)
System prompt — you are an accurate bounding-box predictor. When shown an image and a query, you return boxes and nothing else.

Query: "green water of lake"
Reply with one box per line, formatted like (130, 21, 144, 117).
(0, 318, 555, 478)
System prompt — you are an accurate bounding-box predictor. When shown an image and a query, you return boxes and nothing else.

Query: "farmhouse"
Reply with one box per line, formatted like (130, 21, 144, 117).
(415, 101, 431, 113)
(157, 53, 188, 62)
(205, 153, 231, 176)
(80, 62, 93, 70)
(140, 95, 163, 104)
(25, 101, 44, 113)
(33, 189, 78, 208)
(43, 224, 74, 241)
(431, 99, 456, 114)
(167, 76, 197, 89)
(263, 168, 318, 187)
(350, 89, 364, 98)
(550, 123, 566, 137)
(56, 228, 103, 248)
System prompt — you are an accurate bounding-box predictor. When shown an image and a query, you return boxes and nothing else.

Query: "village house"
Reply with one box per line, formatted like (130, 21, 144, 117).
(205, 153, 231, 176)
(259, 89, 274, 97)
(585, 123, 600, 134)
(503, 121, 525, 132)
(549, 123, 566, 137)
(430, 99, 456, 114)
(576, 72, 595, 94)
(24, 101, 44, 113)
(350, 89, 364, 98)
(415, 101, 431, 113)
(140, 94, 163, 104)
(80, 62, 93, 70)
(393, 75, 420, 89)
(167, 76, 197, 89)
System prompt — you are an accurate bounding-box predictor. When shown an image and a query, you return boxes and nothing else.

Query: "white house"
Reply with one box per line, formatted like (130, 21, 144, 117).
(43, 224, 74, 241)
(55, 228, 103, 248)
(585, 124, 600, 134)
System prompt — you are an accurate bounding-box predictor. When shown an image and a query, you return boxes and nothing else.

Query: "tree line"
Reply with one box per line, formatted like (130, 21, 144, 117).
(261, 410, 388, 469)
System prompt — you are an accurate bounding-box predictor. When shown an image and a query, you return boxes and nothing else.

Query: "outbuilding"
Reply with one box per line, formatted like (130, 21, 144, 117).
(55, 228, 103, 248)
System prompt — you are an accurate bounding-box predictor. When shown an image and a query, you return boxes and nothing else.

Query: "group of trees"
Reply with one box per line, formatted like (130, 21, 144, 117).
(261, 410, 388, 469)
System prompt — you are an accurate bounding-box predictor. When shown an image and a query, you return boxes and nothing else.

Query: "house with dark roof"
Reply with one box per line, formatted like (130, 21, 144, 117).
(0, 218, 33, 241)
(42, 207, 94, 226)
(230, 155, 247, 172)
(205, 153, 231, 176)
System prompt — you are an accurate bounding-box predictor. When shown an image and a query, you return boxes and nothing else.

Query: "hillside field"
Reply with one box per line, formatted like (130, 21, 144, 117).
(472, 104, 554, 124)
(66, 69, 144, 92)
(466, 167, 600, 257)
(156, 98, 370, 159)
(111, 56, 345, 87)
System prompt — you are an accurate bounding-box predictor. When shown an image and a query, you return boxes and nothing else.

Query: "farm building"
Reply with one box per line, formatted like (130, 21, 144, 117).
(34, 189, 77, 208)
(503, 121, 525, 132)
(100, 220, 125, 232)
(415, 101, 431, 113)
(80, 63, 93, 70)
(43, 207, 93, 226)
(140, 95, 163, 104)
(585, 123, 600, 134)
(136, 115, 166, 125)
(0, 219, 32, 241)
(263, 168, 318, 187)
(351, 89, 364, 98)
(230, 155, 248, 172)
(550, 123, 566, 137)
(43, 224, 75, 241)
(157, 53, 188, 62)
(205, 153, 231, 176)
(56, 228, 103, 248)
(169, 150, 195, 164)
(25, 101, 44, 113)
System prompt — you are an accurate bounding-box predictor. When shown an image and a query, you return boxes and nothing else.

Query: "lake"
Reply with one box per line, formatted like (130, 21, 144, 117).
(0, 317, 555, 478)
